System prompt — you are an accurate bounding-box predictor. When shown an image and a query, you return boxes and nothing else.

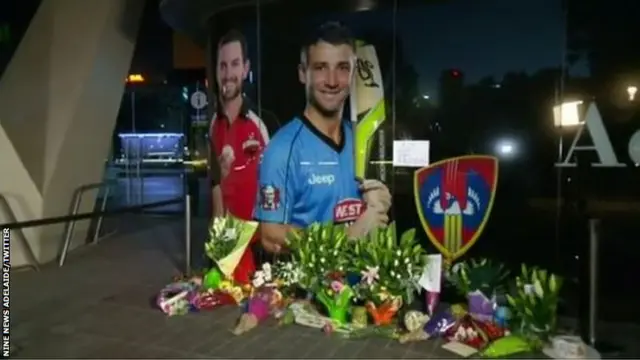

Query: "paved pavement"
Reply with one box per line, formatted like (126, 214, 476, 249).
(9, 215, 639, 358)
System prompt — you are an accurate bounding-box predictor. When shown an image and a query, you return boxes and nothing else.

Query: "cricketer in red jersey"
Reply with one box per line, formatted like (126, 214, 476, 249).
(209, 29, 270, 284)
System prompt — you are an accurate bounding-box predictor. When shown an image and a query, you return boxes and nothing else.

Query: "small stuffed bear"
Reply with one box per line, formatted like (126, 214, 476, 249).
(398, 310, 431, 344)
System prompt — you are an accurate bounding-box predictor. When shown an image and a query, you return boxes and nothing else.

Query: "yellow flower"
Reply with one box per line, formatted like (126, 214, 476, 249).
(220, 280, 232, 290)
(230, 286, 244, 303)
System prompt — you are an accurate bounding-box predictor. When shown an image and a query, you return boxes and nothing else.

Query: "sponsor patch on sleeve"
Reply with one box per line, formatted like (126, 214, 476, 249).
(259, 185, 281, 211)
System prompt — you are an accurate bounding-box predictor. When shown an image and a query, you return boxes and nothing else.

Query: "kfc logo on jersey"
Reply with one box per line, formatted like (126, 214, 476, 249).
(334, 198, 365, 224)
(260, 185, 280, 210)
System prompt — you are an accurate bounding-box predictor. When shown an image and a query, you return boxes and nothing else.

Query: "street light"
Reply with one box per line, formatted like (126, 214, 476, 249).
(494, 138, 517, 159)
(627, 85, 637, 101)
(126, 74, 145, 83)
(553, 100, 583, 128)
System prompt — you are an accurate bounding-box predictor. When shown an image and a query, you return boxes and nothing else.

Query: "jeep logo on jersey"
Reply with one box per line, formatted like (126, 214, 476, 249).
(308, 174, 335, 185)
(334, 198, 365, 224)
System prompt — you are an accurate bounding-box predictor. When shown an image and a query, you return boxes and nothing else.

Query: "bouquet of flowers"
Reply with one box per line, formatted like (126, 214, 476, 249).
(447, 258, 510, 321)
(506, 264, 563, 350)
(351, 224, 427, 325)
(286, 222, 354, 324)
(271, 260, 302, 296)
(204, 214, 258, 283)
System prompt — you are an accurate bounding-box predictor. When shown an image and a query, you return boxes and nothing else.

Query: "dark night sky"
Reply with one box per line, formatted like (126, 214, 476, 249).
(397, 0, 589, 95)
(133, 0, 588, 96)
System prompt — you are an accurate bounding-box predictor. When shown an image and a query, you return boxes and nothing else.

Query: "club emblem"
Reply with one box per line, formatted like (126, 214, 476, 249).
(414, 156, 498, 263)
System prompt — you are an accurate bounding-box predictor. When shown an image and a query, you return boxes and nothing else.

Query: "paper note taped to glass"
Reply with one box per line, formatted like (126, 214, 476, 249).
(392, 140, 430, 168)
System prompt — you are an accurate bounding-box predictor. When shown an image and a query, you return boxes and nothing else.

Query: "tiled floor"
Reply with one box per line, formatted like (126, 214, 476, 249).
(8, 215, 638, 358)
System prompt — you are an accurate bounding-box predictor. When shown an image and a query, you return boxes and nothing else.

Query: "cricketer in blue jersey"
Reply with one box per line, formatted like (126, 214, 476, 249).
(254, 22, 391, 254)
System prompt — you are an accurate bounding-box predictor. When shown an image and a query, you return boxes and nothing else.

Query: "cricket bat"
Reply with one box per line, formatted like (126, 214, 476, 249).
(350, 40, 386, 180)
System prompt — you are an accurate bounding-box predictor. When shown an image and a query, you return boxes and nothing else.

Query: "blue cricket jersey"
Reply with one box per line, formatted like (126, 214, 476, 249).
(254, 115, 364, 228)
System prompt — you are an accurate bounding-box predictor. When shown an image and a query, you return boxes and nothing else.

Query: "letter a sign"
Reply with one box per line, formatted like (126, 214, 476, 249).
(556, 103, 627, 168)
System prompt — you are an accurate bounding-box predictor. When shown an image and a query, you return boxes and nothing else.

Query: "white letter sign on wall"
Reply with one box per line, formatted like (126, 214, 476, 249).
(556, 103, 626, 168)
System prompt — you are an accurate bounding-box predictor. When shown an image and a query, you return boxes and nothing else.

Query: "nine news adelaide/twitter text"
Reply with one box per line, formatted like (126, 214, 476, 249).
(2, 228, 9, 358)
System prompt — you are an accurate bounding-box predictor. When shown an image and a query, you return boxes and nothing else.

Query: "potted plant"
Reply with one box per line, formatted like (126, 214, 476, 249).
(351, 224, 427, 326)
(447, 258, 510, 321)
(203, 214, 258, 289)
(286, 222, 354, 325)
(506, 264, 563, 350)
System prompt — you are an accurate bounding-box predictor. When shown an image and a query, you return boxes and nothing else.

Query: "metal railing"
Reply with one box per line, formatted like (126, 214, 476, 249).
(59, 181, 114, 267)
(0, 191, 193, 274)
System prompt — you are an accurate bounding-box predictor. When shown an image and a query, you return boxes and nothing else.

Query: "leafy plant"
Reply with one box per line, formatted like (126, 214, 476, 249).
(350, 223, 427, 306)
(506, 264, 563, 349)
(204, 215, 252, 262)
(447, 258, 511, 298)
(286, 222, 350, 291)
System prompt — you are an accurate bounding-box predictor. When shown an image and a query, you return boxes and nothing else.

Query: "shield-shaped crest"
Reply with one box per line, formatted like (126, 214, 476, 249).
(414, 156, 498, 262)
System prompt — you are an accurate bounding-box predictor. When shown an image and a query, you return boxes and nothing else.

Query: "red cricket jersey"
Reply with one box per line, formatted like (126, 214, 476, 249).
(209, 100, 269, 284)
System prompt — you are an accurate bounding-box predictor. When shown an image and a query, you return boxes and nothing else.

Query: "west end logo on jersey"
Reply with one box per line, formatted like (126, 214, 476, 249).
(414, 155, 498, 263)
(259, 185, 280, 211)
(308, 174, 335, 186)
(334, 198, 365, 224)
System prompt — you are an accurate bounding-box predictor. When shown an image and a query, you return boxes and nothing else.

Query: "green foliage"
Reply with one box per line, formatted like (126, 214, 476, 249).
(286, 222, 351, 291)
(350, 223, 427, 305)
(506, 264, 563, 349)
(447, 258, 510, 298)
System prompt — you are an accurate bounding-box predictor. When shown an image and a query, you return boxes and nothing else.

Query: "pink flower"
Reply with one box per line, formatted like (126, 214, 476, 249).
(330, 281, 344, 293)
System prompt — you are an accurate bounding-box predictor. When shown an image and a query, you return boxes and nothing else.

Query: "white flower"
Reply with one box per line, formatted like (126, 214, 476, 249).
(252, 272, 265, 288)
(320, 257, 326, 263)
(396, 250, 402, 256)
(466, 327, 477, 338)
(262, 263, 272, 281)
(390, 270, 396, 277)
(523, 284, 534, 295)
(212, 217, 226, 235)
(404, 257, 410, 264)
(451, 262, 464, 274)
(361, 266, 380, 286)
(223, 228, 237, 241)
(394, 259, 399, 266)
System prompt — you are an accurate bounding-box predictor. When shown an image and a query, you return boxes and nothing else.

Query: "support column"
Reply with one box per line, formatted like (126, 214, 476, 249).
(0, 0, 144, 266)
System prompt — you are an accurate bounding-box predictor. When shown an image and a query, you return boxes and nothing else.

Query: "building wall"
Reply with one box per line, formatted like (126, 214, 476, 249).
(0, 0, 144, 266)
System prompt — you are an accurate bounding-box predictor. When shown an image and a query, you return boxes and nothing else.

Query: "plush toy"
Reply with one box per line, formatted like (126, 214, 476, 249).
(398, 311, 431, 344)
(232, 288, 276, 335)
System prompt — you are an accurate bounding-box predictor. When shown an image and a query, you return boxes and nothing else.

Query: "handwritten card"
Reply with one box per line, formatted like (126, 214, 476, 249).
(442, 341, 479, 357)
(418, 254, 443, 292)
(392, 140, 430, 168)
